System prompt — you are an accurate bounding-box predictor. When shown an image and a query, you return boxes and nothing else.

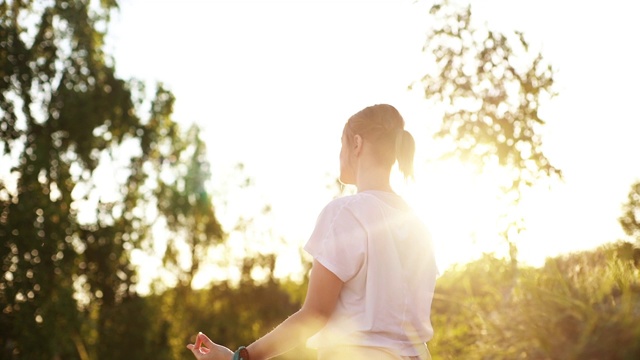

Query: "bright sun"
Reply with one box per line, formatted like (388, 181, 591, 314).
(394, 159, 511, 272)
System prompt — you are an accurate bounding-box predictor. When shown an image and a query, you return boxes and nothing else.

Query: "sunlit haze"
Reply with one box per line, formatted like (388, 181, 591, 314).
(106, 0, 640, 292)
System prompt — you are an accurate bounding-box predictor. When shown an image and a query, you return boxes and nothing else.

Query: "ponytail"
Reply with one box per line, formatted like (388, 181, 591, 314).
(396, 129, 415, 180)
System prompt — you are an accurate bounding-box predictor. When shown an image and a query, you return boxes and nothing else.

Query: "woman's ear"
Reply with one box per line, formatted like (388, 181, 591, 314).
(353, 134, 363, 156)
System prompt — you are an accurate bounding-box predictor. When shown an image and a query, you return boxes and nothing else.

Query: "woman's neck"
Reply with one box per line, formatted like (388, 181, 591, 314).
(355, 166, 393, 193)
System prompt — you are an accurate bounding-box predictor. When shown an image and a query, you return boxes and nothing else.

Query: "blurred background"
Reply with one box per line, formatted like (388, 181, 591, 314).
(1, 0, 639, 359)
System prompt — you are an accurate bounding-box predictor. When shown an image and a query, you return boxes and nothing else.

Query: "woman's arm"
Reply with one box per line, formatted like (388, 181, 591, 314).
(245, 259, 343, 360)
(186, 260, 342, 360)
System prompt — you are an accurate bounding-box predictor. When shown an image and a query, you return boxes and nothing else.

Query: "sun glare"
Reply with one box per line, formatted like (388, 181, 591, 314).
(395, 159, 510, 272)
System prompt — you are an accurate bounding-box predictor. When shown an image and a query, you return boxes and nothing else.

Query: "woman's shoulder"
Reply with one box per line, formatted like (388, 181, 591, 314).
(309, 195, 364, 230)
(324, 191, 408, 210)
(315, 193, 372, 220)
(323, 192, 373, 210)
(321, 194, 356, 212)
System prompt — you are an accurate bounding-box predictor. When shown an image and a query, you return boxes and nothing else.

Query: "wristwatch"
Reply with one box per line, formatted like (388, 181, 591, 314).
(233, 346, 250, 360)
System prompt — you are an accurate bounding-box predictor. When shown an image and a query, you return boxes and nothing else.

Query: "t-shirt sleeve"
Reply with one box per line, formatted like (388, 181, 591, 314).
(304, 199, 367, 282)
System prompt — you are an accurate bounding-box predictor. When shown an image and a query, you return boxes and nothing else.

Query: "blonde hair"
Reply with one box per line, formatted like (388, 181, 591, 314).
(344, 104, 415, 179)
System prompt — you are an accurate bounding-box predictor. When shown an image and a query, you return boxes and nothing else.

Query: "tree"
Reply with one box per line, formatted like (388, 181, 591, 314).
(0, 1, 223, 358)
(1, 1, 140, 357)
(620, 180, 640, 245)
(161, 125, 224, 288)
(410, 0, 561, 268)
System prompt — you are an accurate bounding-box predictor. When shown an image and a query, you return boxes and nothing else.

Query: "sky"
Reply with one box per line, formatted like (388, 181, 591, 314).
(105, 0, 640, 287)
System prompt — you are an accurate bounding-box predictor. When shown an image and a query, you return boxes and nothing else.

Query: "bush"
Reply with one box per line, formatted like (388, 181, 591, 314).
(430, 242, 640, 360)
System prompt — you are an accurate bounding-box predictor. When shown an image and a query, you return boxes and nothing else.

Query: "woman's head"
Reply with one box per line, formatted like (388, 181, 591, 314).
(339, 104, 415, 185)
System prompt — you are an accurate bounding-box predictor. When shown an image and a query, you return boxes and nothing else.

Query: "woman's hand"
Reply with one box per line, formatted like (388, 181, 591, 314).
(186, 332, 234, 360)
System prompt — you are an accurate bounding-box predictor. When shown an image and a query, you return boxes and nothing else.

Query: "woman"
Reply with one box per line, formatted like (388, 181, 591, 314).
(187, 104, 438, 360)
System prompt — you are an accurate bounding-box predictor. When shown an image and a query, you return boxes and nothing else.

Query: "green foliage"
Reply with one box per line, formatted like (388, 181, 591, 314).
(2, 1, 638, 360)
(153, 122, 224, 288)
(1, 1, 136, 358)
(413, 0, 560, 186)
(429, 254, 516, 359)
(139, 256, 314, 360)
(0, 1, 224, 358)
(411, 0, 563, 269)
(430, 242, 640, 360)
(620, 180, 640, 246)
(90, 294, 171, 360)
(413, 5, 639, 357)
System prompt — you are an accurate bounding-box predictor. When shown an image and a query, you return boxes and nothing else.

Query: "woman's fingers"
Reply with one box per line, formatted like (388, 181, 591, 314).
(198, 332, 215, 348)
(187, 332, 209, 358)
(194, 332, 203, 349)
(187, 332, 233, 359)
(187, 343, 211, 358)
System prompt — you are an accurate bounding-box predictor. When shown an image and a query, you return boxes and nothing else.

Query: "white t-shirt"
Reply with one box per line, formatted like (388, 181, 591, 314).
(304, 190, 438, 357)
